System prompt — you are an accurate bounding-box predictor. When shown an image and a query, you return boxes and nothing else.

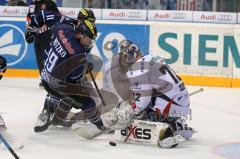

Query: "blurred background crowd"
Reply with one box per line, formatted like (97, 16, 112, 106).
(0, 0, 239, 12)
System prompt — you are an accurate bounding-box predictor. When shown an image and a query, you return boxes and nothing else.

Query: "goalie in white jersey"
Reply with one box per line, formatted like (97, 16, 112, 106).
(102, 41, 194, 144)
(122, 42, 194, 139)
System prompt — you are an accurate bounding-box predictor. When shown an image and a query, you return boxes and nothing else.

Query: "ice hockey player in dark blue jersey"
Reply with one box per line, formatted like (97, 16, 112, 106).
(34, 20, 106, 134)
(25, 8, 99, 132)
(25, 8, 96, 87)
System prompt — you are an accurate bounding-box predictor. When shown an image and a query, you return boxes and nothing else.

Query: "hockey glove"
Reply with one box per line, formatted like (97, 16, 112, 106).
(25, 27, 39, 43)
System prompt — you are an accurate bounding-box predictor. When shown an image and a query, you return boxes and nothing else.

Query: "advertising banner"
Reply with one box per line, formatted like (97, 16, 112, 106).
(193, 11, 237, 24)
(58, 8, 101, 20)
(102, 9, 147, 21)
(0, 6, 28, 17)
(148, 10, 192, 22)
(149, 22, 239, 77)
(0, 6, 238, 25)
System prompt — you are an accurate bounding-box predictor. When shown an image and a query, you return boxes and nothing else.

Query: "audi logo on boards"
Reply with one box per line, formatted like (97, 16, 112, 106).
(127, 12, 142, 18)
(218, 15, 232, 22)
(171, 13, 187, 19)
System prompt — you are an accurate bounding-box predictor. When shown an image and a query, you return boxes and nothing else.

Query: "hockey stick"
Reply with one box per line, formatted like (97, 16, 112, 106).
(89, 71, 106, 106)
(189, 88, 204, 96)
(0, 134, 20, 159)
(34, 99, 52, 133)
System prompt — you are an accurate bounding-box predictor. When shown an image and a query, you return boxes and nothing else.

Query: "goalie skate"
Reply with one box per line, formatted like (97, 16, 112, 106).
(172, 118, 195, 139)
(159, 134, 185, 148)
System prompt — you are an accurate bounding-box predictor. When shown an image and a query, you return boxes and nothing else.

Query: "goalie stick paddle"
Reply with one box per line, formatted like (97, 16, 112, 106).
(0, 134, 20, 159)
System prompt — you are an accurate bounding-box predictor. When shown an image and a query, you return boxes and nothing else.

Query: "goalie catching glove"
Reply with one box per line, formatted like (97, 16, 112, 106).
(74, 101, 134, 139)
(101, 101, 135, 130)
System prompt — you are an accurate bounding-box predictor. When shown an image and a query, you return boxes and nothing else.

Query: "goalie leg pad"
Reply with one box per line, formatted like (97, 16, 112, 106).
(115, 120, 169, 146)
(115, 120, 185, 148)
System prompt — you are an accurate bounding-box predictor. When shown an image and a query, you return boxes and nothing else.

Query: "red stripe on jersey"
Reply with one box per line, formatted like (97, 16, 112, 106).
(162, 97, 175, 118)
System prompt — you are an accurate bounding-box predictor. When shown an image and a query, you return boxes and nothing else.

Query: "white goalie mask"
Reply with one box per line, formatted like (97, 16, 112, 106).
(122, 43, 142, 64)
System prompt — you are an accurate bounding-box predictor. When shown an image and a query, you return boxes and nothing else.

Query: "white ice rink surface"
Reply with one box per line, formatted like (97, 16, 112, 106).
(0, 78, 240, 159)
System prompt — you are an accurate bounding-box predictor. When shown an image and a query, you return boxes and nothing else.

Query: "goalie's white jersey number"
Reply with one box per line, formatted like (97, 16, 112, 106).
(159, 64, 181, 84)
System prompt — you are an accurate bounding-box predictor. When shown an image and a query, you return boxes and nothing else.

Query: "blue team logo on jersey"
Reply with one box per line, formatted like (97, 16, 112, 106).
(0, 24, 28, 66)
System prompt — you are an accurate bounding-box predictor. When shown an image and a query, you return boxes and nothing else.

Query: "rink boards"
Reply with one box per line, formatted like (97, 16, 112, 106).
(0, 17, 240, 87)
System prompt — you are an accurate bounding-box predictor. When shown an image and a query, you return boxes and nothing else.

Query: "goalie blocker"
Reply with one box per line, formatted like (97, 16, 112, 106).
(115, 120, 185, 148)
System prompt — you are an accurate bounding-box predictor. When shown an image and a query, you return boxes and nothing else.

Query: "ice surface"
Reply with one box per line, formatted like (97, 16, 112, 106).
(0, 77, 240, 159)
